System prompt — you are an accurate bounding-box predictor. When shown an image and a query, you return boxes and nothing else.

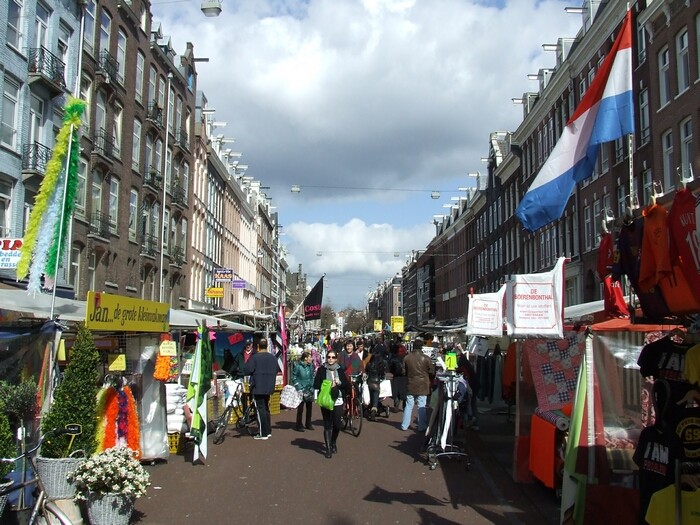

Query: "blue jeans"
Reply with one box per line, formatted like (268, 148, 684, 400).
(401, 394, 427, 431)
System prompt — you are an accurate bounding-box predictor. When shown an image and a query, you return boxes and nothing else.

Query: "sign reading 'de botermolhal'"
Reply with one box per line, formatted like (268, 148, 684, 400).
(505, 257, 565, 339)
(86, 291, 170, 332)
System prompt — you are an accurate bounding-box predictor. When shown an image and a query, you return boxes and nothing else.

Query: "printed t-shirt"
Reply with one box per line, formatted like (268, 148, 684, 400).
(668, 188, 700, 303)
(637, 336, 693, 401)
(645, 484, 700, 525)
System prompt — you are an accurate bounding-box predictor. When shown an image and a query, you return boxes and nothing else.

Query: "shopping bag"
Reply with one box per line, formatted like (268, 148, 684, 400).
(379, 379, 392, 398)
(316, 379, 334, 410)
(362, 382, 370, 405)
(280, 384, 303, 409)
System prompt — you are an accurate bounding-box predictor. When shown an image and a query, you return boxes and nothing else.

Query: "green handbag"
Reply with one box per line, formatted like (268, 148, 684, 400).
(316, 379, 334, 410)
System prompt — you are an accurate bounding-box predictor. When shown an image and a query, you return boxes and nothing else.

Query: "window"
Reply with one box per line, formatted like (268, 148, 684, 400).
(148, 66, 157, 106)
(158, 75, 166, 109)
(113, 105, 122, 152)
(57, 23, 71, 66)
(637, 20, 647, 64)
(680, 117, 693, 179)
(661, 129, 673, 193)
(35, 3, 49, 49)
(165, 149, 172, 191)
(99, 10, 111, 54)
(87, 253, 96, 293)
(108, 177, 119, 233)
(600, 144, 609, 174)
(91, 171, 102, 215)
(168, 86, 175, 134)
(616, 183, 625, 218)
(593, 200, 602, 241)
(75, 158, 88, 215)
(639, 88, 650, 145)
(84, 0, 96, 54)
(0, 179, 12, 236)
(80, 78, 92, 132)
(117, 29, 127, 83)
(1, 78, 20, 148)
(129, 188, 138, 241)
(175, 97, 182, 135)
(7, 0, 23, 50)
(135, 52, 145, 104)
(70, 246, 81, 298)
(132, 120, 142, 171)
(584, 205, 592, 251)
(154, 139, 163, 177)
(676, 29, 690, 93)
(658, 46, 671, 107)
(642, 169, 653, 206)
(182, 163, 189, 194)
(95, 91, 106, 132)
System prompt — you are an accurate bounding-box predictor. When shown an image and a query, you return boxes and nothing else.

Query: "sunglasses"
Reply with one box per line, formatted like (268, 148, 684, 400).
(327, 355, 337, 359)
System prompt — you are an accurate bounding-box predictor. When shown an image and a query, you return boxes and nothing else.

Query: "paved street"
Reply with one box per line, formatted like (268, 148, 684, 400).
(134, 404, 559, 525)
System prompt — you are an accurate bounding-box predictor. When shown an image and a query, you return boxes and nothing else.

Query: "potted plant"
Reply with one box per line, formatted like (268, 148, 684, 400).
(0, 403, 19, 515)
(38, 323, 99, 499)
(67, 446, 150, 525)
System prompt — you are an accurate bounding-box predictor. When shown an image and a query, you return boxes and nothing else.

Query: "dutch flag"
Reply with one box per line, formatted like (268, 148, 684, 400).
(516, 10, 634, 233)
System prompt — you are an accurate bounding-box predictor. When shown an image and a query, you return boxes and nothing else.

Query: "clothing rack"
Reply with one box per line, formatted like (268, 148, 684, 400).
(424, 371, 470, 471)
(675, 461, 700, 525)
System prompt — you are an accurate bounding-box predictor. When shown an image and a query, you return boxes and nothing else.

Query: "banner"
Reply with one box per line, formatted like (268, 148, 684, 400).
(505, 257, 565, 338)
(390, 316, 404, 333)
(373, 320, 382, 332)
(466, 284, 505, 337)
(303, 276, 324, 321)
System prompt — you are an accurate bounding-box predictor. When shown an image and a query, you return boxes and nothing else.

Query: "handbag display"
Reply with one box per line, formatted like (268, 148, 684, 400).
(316, 379, 335, 410)
(280, 384, 303, 409)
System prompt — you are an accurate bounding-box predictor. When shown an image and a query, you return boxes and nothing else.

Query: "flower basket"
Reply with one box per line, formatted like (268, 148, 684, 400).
(86, 492, 134, 525)
(36, 456, 83, 499)
(0, 479, 13, 516)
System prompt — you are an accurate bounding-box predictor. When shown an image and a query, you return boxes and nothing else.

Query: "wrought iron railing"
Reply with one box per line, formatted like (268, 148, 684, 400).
(92, 128, 120, 159)
(147, 102, 163, 127)
(175, 128, 189, 150)
(22, 142, 52, 173)
(171, 184, 187, 207)
(28, 47, 67, 88)
(170, 245, 185, 266)
(140, 233, 159, 257)
(98, 49, 123, 85)
(144, 168, 163, 191)
(89, 211, 111, 239)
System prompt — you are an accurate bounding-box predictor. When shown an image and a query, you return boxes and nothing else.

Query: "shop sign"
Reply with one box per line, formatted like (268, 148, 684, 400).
(373, 320, 382, 331)
(390, 316, 404, 333)
(205, 287, 224, 298)
(0, 238, 23, 269)
(232, 279, 246, 289)
(466, 284, 506, 337)
(213, 268, 233, 282)
(108, 354, 127, 371)
(159, 340, 177, 356)
(86, 291, 170, 332)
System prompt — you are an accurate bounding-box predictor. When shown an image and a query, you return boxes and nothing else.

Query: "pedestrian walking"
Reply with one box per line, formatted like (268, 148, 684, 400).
(292, 350, 315, 431)
(244, 338, 280, 440)
(313, 350, 350, 458)
(389, 344, 408, 410)
(401, 338, 435, 432)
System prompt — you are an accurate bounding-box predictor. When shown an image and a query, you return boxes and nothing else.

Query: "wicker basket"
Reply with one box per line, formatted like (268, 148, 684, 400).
(86, 492, 134, 525)
(167, 432, 183, 454)
(0, 479, 13, 517)
(35, 456, 83, 499)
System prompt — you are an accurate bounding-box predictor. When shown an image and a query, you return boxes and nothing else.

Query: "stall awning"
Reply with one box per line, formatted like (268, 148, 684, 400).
(0, 288, 85, 321)
(169, 310, 254, 331)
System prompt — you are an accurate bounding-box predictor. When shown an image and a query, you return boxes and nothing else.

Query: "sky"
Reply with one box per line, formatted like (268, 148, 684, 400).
(150, 0, 583, 309)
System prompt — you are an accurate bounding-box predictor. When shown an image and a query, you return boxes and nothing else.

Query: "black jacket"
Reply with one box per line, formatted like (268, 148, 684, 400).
(244, 351, 280, 395)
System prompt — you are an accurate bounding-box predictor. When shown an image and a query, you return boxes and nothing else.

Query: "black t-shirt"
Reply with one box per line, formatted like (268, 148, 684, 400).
(637, 336, 693, 401)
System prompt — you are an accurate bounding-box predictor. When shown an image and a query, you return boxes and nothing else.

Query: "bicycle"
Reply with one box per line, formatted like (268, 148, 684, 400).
(342, 374, 364, 437)
(212, 379, 258, 444)
(0, 425, 82, 525)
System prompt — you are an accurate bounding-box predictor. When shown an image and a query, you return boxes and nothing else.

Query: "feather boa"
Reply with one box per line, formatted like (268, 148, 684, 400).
(17, 97, 85, 290)
(95, 385, 141, 458)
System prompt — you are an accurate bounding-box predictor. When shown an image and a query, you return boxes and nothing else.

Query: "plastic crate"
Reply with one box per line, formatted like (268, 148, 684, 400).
(270, 391, 281, 415)
(167, 432, 183, 454)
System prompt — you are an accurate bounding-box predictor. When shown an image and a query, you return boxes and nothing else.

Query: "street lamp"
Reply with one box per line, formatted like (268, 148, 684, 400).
(201, 0, 222, 17)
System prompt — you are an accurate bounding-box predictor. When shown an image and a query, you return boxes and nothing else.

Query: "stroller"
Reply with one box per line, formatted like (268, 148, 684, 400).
(364, 353, 391, 420)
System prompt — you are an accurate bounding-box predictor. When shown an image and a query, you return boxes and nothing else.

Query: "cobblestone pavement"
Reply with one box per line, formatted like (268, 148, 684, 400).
(134, 403, 559, 525)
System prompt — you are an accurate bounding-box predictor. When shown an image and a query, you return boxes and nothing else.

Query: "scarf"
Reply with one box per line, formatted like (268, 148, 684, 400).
(325, 362, 340, 382)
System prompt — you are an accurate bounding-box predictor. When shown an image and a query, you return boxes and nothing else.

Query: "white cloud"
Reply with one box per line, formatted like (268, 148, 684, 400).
(153, 0, 582, 308)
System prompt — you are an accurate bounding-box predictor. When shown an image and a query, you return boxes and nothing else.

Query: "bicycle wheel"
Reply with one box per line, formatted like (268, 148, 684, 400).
(36, 499, 73, 525)
(213, 406, 232, 444)
(245, 406, 259, 436)
(350, 397, 363, 437)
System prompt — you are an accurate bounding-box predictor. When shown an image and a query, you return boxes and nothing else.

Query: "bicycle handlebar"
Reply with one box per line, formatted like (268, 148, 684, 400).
(0, 426, 81, 463)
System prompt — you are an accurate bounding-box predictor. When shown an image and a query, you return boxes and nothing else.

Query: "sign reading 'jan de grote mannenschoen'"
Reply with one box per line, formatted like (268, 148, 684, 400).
(85, 291, 170, 332)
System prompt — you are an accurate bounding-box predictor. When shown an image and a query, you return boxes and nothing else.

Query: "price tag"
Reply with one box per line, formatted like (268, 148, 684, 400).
(445, 352, 457, 371)
(108, 354, 127, 372)
(159, 340, 177, 357)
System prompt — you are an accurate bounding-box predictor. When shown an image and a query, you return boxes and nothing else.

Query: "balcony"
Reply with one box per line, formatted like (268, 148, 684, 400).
(140, 233, 159, 258)
(96, 49, 123, 87)
(144, 168, 163, 192)
(21, 142, 51, 183)
(169, 245, 185, 267)
(171, 183, 187, 209)
(88, 211, 111, 240)
(174, 128, 189, 151)
(91, 128, 119, 169)
(146, 102, 163, 128)
(27, 47, 67, 98)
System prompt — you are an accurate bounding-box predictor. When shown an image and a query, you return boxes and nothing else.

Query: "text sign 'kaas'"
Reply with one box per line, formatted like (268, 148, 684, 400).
(86, 291, 170, 332)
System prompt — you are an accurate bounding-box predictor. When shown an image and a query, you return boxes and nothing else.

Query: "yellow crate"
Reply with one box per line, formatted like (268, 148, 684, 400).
(270, 391, 281, 415)
(167, 432, 183, 454)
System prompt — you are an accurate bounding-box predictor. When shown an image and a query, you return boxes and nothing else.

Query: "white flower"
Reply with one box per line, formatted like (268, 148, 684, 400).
(67, 446, 150, 501)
